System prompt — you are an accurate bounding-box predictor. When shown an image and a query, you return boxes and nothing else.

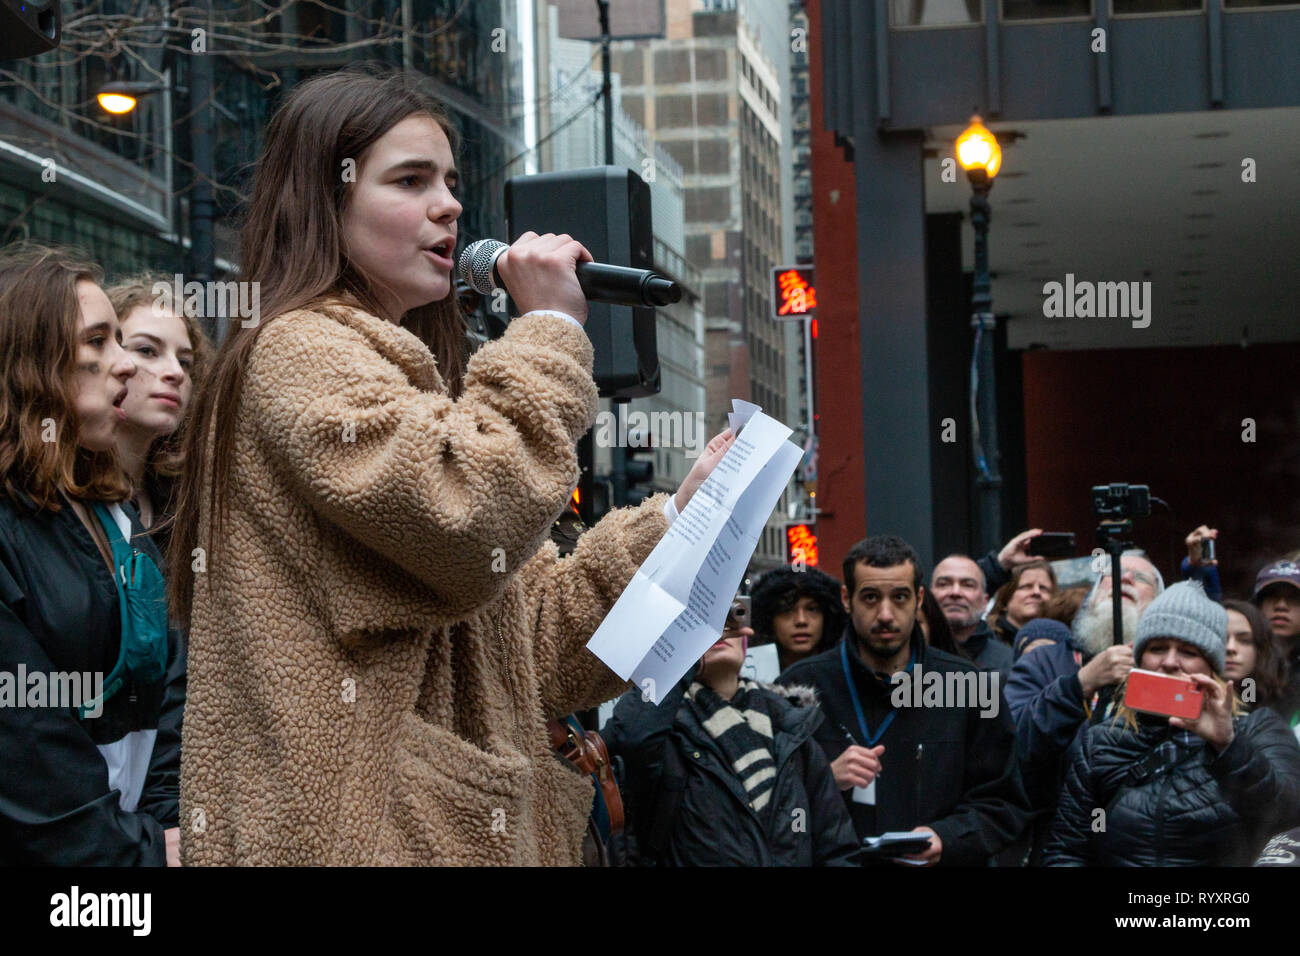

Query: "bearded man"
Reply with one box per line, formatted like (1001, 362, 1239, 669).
(1002, 553, 1164, 864)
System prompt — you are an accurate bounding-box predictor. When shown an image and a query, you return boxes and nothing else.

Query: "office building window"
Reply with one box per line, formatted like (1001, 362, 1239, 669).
(1113, 0, 1200, 10)
(1001, 0, 1092, 17)
(891, 0, 982, 25)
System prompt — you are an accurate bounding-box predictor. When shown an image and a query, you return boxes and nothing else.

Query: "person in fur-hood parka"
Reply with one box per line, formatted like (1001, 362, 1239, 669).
(602, 615, 860, 866)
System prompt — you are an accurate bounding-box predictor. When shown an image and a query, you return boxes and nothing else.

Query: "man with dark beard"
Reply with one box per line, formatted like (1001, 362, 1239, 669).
(777, 535, 1029, 865)
(1004, 553, 1163, 863)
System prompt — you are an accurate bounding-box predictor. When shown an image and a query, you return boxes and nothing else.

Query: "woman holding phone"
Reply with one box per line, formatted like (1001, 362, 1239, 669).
(172, 67, 731, 865)
(1044, 582, 1300, 866)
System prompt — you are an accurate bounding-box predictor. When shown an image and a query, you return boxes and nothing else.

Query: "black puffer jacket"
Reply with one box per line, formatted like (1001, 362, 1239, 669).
(603, 677, 860, 866)
(1044, 708, 1300, 866)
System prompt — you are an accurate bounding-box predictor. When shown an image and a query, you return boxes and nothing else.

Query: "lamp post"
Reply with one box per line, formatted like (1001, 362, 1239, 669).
(956, 115, 1003, 555)
(594, 0, 631, 508)
(97, 74, 220, 342)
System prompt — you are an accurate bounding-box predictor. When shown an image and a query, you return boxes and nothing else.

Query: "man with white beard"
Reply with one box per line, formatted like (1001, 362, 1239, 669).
(1003, 553, 1163, 864)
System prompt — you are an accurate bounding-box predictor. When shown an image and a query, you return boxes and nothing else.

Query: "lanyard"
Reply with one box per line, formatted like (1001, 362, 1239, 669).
(840, 638, 915, 747)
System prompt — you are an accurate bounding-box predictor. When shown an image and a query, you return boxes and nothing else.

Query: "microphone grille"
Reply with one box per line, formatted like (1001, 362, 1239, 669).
(459, 238, 506, 294)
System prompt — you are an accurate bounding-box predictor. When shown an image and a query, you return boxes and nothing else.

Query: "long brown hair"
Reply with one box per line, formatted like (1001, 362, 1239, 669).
(169, 66, 467, 625)
(107, 277, 214, 549)
(0, 243, 131, 511)
(1042, 584, 1088, 626)
(106, 276, 214, 482)
(1221, 599, 1288, 710)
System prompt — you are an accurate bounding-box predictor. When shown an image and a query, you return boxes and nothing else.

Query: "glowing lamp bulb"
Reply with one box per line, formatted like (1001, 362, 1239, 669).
(955, 116, 1001, 178)
(98, 92, 139, 115)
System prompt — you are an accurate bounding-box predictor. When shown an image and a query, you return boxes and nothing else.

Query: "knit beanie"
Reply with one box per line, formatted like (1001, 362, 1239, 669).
(1133, 580, 1227, 674)
(1012, 618, 1072, 657)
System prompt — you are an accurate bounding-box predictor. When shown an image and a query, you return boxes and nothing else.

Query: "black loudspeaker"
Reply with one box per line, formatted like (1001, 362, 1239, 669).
(505, 166, 660, 399)
(0, 0, 60, 58)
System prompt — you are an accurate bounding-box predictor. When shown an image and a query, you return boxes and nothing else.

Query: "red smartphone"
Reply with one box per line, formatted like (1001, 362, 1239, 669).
(1124, 668, 1203, 720)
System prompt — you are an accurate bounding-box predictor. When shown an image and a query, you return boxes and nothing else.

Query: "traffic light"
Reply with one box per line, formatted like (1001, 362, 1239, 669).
(771, 265, 817, 319)
(624, 448, 654, 506)
(785, 523, 819, 567)
(623, 427, 655, 507)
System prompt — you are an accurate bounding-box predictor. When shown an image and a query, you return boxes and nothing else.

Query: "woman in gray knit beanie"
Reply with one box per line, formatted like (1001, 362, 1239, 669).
(1044, 581, 1300, 866)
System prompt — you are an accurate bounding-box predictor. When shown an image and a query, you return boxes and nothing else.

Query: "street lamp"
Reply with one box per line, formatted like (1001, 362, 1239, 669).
(97, 67, 218, 341)
(956, 114, 1003, 555)
(95, 80, 165, 115)
(956, 116, 1001, 181)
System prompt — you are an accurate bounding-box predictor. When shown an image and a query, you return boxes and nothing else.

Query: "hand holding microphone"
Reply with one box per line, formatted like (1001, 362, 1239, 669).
(491, 232, 595, 326)
(461, 236, 683, 324)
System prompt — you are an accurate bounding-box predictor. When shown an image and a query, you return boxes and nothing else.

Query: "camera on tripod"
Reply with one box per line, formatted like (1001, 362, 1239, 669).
(1092, 483, 1150, 548)
(1091, 483, 1151, 521)
(1092, 483, 1153, 650)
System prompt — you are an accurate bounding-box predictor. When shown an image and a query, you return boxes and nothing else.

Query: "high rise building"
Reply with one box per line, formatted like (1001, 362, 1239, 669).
(610, 0, 795, 569)
(542, 15, 707, 504)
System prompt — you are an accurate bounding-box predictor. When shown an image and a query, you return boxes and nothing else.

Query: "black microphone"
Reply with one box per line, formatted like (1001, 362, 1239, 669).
(458, 238, 682, 308)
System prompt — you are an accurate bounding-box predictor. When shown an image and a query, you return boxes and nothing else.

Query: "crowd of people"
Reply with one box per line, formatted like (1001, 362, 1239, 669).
(603, 532, 1300, 866)
(3, 64, 1299, 868)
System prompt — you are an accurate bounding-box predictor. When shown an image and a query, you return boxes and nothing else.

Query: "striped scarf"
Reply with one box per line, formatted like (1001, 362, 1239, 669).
(686, 679, 778, 821)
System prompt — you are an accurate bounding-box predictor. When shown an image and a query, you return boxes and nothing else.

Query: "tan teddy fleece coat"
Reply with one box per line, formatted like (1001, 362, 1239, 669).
(179, 298, 668, 865)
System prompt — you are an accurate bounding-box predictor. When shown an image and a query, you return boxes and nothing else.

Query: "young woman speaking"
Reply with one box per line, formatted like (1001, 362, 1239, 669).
(172, 67, 730, 866)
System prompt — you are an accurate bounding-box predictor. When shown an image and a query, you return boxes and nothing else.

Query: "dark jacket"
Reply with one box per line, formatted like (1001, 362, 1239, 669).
(777, 627, 1030, 865)
(957, 619, 1013, 684)
(0, 495, 185, 865)
(1044, 708, 1300, 866)
(1006, 634, 1086, 806)
(1179, 556, 1222, 601)
(977, 550, 1010, 595)
(990, 615, 1018, 649)
(1276, 645, 1300, 728)
(603, 677, 860, 866)
(1003, 628, 1091, 865)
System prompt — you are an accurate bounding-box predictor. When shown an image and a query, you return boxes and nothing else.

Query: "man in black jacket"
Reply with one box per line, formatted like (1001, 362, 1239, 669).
(778, 534, 1030, 866)
(603, 603, 860, 866)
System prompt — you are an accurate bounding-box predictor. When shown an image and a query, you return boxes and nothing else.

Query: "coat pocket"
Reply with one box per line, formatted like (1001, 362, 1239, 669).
(382, 712, 531, 865)
(533, 752, 596, 867)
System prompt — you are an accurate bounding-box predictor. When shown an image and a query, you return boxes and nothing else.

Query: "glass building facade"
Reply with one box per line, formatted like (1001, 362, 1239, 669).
(1, 0, 527, 280)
